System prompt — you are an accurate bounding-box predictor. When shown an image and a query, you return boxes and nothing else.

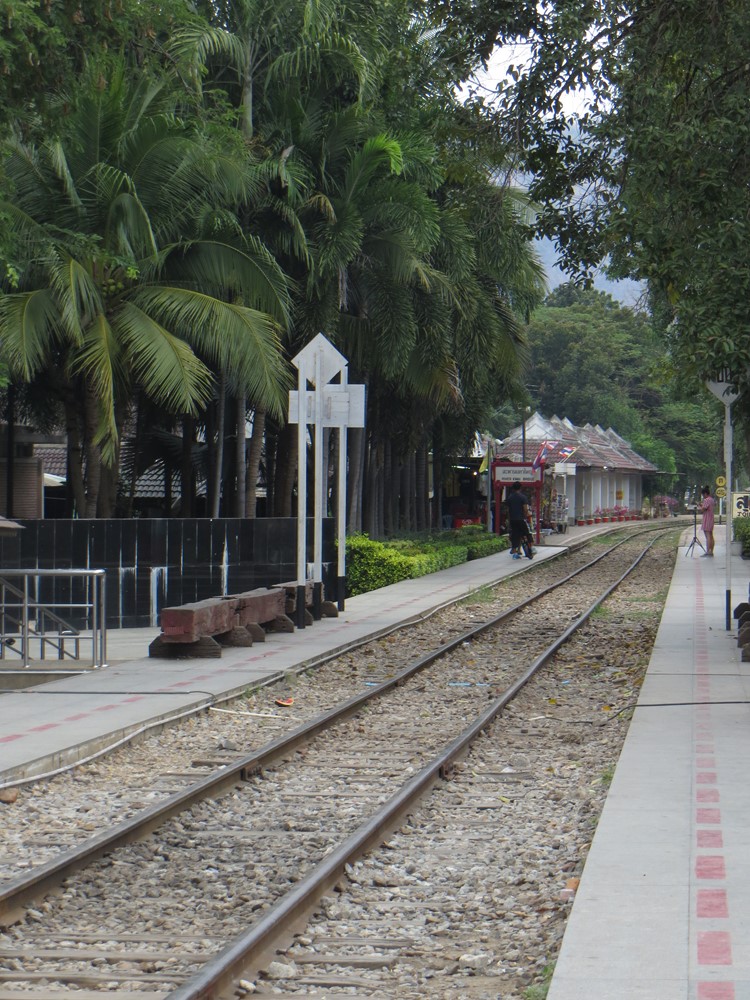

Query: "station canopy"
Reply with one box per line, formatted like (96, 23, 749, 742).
(493, 412, 658, 473)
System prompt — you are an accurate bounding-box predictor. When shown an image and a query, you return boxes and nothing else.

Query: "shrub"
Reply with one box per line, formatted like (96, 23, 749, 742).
(345, 534, 415, 596)
(733, 517, 750, 556)
(465, 534, 507, 559)
(344, 528, 509, 596)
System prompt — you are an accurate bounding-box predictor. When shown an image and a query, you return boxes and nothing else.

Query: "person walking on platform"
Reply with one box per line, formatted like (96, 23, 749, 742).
(506, 482, 534, 559)
(699, 484, 715, 556)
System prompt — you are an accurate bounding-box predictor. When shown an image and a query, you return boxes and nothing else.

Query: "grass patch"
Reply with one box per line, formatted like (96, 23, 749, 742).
(460, 584, 497, 605)
(524, 963, 555, 999)
(594, 765, 615, 787)
(590, 533, 617, 545)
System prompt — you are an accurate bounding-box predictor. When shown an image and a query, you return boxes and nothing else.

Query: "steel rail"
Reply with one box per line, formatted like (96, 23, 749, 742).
(166, 532, 665, 999)
(0, 528, 672, 928)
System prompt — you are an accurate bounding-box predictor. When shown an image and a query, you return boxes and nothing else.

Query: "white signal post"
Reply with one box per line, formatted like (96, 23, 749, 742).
(289, 335, 365, 627)
(707, 373, 739, 630)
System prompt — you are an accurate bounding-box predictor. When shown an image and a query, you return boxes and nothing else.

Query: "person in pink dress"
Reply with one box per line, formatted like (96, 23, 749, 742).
(699, 485, 715, 556)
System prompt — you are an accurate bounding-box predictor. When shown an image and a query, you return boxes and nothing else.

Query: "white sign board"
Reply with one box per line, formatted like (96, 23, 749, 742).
(289, 333, 365, 621)
(493, 465, 543, 484)
(288, 384, 366, 428)
(292, 332, 348, 386)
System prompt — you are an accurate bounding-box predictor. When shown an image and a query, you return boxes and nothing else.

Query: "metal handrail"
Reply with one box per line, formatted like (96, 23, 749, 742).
(0, 569, 107, 669)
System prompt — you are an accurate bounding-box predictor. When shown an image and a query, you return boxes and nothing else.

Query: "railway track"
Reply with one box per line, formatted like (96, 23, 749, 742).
(0, 528, 678, 998)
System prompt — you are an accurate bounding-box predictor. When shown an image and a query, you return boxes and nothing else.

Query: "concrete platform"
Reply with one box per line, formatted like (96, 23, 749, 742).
(548, 522, 750, 1000)
(1, 529, 586, 784)
(7, 515, 737, 998)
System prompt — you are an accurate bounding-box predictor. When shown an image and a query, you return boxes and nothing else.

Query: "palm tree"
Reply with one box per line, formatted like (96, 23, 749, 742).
(170, 0, 378, 517)
(170, 0, 545, 532)
(0, 65, 291, 516)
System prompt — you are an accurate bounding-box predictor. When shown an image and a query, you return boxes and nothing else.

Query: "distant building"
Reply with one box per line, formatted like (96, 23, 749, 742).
(493, 412, 658, 523)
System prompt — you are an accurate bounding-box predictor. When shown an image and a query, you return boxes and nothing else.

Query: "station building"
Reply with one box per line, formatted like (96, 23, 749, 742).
(492, 412, 659, 526)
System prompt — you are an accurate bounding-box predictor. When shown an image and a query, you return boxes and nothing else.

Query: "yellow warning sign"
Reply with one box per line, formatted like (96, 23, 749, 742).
(716, 475, 727, 487)
(715, 486, 727, 498)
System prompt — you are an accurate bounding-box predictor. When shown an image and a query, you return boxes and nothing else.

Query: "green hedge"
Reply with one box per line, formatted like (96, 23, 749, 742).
(345, 528, 509, 597)
(733, 517, 750, 556)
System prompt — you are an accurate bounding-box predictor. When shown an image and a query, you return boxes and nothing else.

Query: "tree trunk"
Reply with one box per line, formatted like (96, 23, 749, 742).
(416, 440, 427, 532)
(5, 385, 14, 518)
(274, 422, 297, 517)
(210, 375, 226, 518)
(83, 385, 102, 519)
(235, 394, 246, 517)
(432, 430, 444, 530)
(364, 435, 378, 535)
(398, 458, 407, 531)
(245, 406, 265, 518)
(347, 426, 364, 532)
(383, 437, 393, 536)
(181, 416, 196, 517)
(64, 393, 85, 517)
(374, 440, 384, 538)
(98, 463, 117, 518)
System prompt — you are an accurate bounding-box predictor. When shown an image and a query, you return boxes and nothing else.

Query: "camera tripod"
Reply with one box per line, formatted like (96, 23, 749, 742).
(685, 505, 705, 557)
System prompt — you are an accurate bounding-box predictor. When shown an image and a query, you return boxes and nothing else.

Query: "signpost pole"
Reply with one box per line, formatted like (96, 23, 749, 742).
(312, 347, 324, 621)
(296, 367, 308, 629)
(707, 374, 739, 631)
(290, 334, 365, 623)
(337, 367, 348, 610)
(724, 413, 733, 630)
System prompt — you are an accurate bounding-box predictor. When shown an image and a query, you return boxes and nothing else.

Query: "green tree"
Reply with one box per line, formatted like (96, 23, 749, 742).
(433, 1, 750, 384)
(0, 66, 290, 516)
(169, 0, 380, 517)
(0, 0, 197, 131)
(525, 285, 722, 490)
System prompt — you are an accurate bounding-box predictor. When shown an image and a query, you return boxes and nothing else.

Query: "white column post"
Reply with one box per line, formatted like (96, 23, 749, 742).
(724, 400, 733, 630)
(296, 366, 308, 628)
(337, 366, 348, 609)
(312, 347, 324, 620)
(707, 373, 739, 631)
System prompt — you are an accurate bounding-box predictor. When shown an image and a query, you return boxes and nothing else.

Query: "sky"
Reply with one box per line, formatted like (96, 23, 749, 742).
(535, 238, 644, 307)
(471, 43, 645, 308)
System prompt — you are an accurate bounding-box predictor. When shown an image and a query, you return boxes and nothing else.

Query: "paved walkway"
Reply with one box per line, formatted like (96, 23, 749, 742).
(0, 527, 584, 784)
(548, 522, 750, 1000)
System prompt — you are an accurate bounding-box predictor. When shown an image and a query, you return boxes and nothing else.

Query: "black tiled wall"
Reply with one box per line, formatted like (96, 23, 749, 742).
(0, 518, 335, 629)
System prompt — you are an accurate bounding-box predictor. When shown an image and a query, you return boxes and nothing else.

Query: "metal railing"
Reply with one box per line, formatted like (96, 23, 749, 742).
(0, 569, 107, 669)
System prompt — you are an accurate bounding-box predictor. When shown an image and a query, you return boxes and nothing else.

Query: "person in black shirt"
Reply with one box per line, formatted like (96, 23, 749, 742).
(506, 482, 534, 559)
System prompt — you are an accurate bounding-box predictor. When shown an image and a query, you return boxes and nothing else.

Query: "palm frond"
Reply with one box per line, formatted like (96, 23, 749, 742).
(344, 135, 404, 204)
(71, 312, 121, 448)
(47, 252, 102, 340)
(315, 201, 365, 275)
(113, 301, 214, 414)
(268, 33, 369, 97)
(0, 289, 63, 379)
(46, 139, 84, 212)
(255, 195, 312, 266)
(169, 25, 251, 83)
(3, 137, 56, 216)
(129, 286, 290, 416)
(161, 239, 291, 323)
(107, 191, 159, 260)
